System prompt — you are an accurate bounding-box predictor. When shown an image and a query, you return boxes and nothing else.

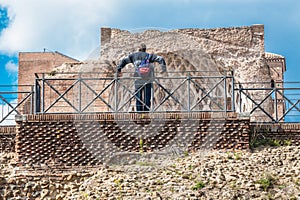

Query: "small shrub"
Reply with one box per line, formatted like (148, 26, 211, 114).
(229, 181, 240, 190)
(257, 178, 271, 191)
(283, 139, 292, 146)
(192, 181, 205, 190)
(256, 174, 276, 191)
(183, 151, 189, 157)
(293, 178, 300, 186)
(251, 138, 286, 148)
(278, 185, 286, 189)
(80, 192, 89, 199)
(139, 138, 144, 153)
(269, 139, 281, 147)
(114, 179, 123, 190)
(226, 152, 233, 159)
(234, 152, 241, 160)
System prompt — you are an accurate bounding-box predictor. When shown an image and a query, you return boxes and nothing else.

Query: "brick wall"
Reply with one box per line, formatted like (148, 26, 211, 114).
(18, 52, 80, 114)
(0, 126, 16, 152)
(15, 113, 250, 166)
(251, 123, 300, 145)
(265, 54, 286, 121)
(18, 52, 79, 88)
(2, 114, 300, 167)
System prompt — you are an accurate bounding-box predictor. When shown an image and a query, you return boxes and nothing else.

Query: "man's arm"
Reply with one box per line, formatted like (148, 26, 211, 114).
(150, 54, 167, 73)
(117, 56, 132, 72)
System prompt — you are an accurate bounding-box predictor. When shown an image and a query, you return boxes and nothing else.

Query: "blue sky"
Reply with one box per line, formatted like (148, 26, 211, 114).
(0, 0, 300, 85)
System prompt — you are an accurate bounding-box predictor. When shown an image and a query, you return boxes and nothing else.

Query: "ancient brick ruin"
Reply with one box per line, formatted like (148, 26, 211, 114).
(2, 24, 298, 167)
(18, 24, 286, 119)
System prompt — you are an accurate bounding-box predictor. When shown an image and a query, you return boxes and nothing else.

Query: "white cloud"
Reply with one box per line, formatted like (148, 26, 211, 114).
(5, 60, 18, 73)
(0, 0, 300, 62)
(0, 0, 118, 60)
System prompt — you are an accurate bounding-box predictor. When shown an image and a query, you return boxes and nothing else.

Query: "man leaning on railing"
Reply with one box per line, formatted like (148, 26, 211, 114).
(117, 43, 167, 112)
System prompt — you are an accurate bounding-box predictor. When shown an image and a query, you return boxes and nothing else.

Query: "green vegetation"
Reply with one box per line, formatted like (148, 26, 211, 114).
(192, 181, 205, 190)
(136, 161, 156, 166)
(250, 138, 292, 148)
(257, 178, 272, 191)
(139, 138, 144, 153)
(226, 152, 233, 159)
(114, 179, 123, 190)
(278, 185, 286, 189)
(250, 127, 293, 148)
(229, 181, 240, 190)
(234, 152, 241, 160)
(226, 152, 242, 160)
(80, 192, 89, 199)
(283, 139, 292, 146)
(183, 151, 189, 157)
(293, 178, 300, 186)
(256, 174, 276, 191)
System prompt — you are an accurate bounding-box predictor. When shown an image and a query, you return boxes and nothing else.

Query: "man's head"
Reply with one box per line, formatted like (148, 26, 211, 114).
(138, 43, 146, 52)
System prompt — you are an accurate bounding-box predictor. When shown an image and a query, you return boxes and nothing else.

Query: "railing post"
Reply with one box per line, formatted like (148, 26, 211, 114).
(239, 84, 242, 113)
(187, 72, 191, 112)
(42, 73, 45, 113)
(151, 78, 154, 112)
(78, 73, 82, 113)
(114, 73, 118, 112)
(35, 78, 41, 113)
(274, 87, 278, 122)
(231, 71, 235, 112)
(30, 85, 34, 114)
(224, 75, 227, 113)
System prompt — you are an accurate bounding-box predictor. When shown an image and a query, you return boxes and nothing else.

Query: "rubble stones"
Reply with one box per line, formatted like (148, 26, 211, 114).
(0, 146, 300, 199)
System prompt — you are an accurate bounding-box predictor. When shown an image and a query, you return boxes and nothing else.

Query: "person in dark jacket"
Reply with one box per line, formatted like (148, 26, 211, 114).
(117, 43, 167, 112)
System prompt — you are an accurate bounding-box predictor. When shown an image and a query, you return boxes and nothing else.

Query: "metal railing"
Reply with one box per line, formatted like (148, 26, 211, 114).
(0, 85, 34, 125)
(34, 71, 235, 114)
(1, 72, 300, 124)
(234, 82, 300, 122)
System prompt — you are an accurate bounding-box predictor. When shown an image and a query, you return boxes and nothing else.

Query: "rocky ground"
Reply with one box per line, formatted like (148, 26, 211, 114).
(0, 146, 300, 200)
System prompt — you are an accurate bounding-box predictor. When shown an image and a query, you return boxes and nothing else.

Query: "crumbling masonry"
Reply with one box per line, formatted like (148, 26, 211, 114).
(2, 24, 295, 166)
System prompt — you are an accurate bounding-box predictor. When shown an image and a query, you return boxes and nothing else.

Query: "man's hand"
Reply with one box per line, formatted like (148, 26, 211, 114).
(117, 71, 122, 77)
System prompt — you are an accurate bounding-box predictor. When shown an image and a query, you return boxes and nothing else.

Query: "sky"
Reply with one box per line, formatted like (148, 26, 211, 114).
(0, 0, 300, 85)
(0, 0, 300, 122)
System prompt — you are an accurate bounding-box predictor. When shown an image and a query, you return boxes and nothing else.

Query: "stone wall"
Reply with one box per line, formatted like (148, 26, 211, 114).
(15, 113, 250, 166)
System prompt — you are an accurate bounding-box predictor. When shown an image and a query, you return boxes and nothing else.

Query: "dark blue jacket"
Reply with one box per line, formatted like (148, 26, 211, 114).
(117, 51, 166, 77)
